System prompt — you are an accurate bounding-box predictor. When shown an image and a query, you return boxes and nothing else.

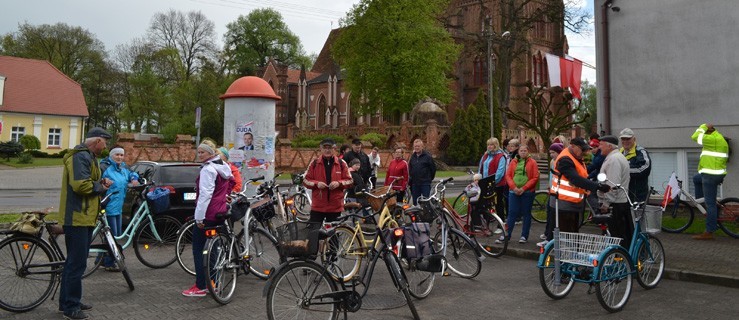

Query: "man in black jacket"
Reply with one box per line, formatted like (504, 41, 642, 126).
(343, 139, 372, 185)
(408, 139, 437, 204)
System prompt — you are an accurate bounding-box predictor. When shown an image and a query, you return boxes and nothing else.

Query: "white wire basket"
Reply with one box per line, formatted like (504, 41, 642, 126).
(633, 205, 663, 234)
(556, 232, 622, 266)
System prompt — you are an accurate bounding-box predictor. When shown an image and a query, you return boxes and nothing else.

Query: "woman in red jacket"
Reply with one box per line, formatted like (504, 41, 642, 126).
(498, 145, 539, 244)
(303, 139, 353, 225)
(385, 147, 409, 203)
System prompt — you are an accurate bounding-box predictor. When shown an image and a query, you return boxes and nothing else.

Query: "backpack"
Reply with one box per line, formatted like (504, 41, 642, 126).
(402, 222, 435, 260)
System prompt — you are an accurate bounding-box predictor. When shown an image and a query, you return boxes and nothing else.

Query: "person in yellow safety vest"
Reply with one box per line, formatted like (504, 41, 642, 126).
(549, 137, 611, 233)
(691, 123, 729, 240)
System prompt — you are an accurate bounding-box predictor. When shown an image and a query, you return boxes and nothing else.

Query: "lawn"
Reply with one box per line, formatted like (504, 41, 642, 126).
(0, 212, 61, 224)
(0, 157, 63, 168)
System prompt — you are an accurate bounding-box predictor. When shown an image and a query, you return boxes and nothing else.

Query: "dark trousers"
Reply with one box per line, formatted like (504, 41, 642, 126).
(103, 214, 122, 267)
(60, 225, 93, 313)
(470, 202, 484, 227)
(411, 184, 431, 205)
(494, 186, 508, 219)
(369, 175, 378, 190)
(555, 209, 581, 234)
(607, 202, 634, 250)
(193, 220, 223, 290)
(544, 203, 555, 241)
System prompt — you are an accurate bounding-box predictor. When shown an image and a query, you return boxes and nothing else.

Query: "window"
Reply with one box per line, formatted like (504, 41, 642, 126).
(11, 126, 25, 142)
(48, 128, 61, 147)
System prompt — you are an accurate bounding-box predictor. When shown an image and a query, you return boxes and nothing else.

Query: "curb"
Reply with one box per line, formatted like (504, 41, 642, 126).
(503, 246, 739, 289)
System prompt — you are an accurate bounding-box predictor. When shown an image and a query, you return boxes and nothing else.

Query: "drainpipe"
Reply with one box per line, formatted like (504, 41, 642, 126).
(601, 0, 613, 134)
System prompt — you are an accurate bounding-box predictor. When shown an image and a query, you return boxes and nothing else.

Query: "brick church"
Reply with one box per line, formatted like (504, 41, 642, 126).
(262, 0, 570, 152)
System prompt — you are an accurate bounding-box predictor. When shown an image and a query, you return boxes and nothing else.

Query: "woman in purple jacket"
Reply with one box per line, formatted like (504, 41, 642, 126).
(182, 143, 234, 297)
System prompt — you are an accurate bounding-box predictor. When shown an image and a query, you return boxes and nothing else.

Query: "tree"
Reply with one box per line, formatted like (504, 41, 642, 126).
(0, 141, 24, 160)
(18, 135, 41, 151)
(446, 89, 491, 165)
(575, 79, 597, 134)
(503, 81, 586, 151)
(333, 0, 460, 115)
(148, 10, 217, 80)
(223, 8, 310, 76)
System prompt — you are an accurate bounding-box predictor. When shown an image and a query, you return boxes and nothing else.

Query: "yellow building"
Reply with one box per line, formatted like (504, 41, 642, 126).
(0, 56, 87, 153)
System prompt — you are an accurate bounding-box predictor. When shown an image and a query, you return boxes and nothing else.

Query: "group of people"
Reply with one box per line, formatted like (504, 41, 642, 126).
(57, 123, 728, 319)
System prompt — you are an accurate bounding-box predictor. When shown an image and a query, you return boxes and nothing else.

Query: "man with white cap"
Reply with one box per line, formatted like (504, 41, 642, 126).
(619, 128, 652, 202)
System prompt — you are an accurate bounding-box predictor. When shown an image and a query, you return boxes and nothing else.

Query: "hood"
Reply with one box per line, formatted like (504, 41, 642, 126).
(205, 157, 233, 180)
(64, 144, 90, 162)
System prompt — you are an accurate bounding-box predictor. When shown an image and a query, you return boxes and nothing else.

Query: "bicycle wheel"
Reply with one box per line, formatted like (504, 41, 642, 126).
(83, 229, 105, 278)
(322, 226, 363, 282)
(452, 192, 469, 218)
(0, 236, 58, 312)
(105, 229, 134, 291)
(439, 228, 482, 279)
(476, 212, 507, 257)
(293, 193, 311, 222)
(595, 248, 633, 313)
(661, 199, 694, 233)
(718, 197, 739, 238)
(384, 252, 420, 320)
(635, 235, 665, 289)
(266, 260, 339, 320)
(247, 227, 280, 279)
(205, 234, 237, 305)
(175, 220, 196, 276)
(531, 191, 549, 223)
(538, 244, 574, 299)
(403, 256, 435, 299)
(133, 215, 181, 268)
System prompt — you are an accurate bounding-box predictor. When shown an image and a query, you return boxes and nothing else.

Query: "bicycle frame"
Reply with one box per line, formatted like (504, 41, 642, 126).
(90, 200, 160, 255)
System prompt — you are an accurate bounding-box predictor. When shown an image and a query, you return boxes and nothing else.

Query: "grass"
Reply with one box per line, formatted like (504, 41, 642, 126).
(0, 212, 61, 224)
(0, 157, 63, 168)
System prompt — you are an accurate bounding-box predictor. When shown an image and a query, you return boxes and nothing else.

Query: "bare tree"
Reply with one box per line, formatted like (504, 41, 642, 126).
(148, 10, 216, 80)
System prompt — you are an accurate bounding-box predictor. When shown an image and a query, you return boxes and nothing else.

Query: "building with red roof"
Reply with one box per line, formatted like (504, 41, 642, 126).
(0, 56, 88, 153)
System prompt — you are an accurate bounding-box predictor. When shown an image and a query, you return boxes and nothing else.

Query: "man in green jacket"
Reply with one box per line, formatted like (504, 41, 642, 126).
(691, 123, 729, 240)
(59, 127, 112, 320)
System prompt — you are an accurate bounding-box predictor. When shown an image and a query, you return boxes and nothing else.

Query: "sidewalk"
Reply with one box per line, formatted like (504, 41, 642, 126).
(503, 220, 739, 288)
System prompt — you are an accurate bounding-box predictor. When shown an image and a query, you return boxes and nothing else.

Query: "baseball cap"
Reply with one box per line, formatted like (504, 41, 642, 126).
(600, 135, 619, 146)
(570, 137, 591, 150)
(351, 138, 362, 145)
(619, 128, 635, 139)
(86, 127, 112, 139)
(319, 138, 336, 147)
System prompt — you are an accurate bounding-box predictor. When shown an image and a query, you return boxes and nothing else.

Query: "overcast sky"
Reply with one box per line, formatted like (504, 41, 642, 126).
(0, 0, 596, 82)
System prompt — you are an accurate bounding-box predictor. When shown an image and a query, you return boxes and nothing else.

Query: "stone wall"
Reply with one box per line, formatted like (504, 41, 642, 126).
(116, 133, 196, 165)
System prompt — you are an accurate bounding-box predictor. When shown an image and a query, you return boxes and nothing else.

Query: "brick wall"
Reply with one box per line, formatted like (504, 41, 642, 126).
(116, 133, 196, 165)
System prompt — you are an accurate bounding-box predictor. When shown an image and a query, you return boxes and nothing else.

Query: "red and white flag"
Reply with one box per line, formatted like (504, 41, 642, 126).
(661, 172, 680, 210)
(545, 53, 583, 99)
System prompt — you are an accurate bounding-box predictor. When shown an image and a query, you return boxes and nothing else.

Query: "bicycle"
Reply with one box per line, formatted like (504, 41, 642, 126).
(659, 176, 738, 237)
(84, 179, 181, 277)
(0, 193, 133, 313)
(537, 173, 666, 313)
(425, 177, 508, 257)
(264, 213, 421, 320)
(288, 172, 312, 221)
(201, 190, 281, 304)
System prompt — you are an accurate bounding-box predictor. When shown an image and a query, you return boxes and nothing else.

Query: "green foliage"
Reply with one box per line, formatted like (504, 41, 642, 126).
(29, 150, 50, 158)
(359, 133, 387, 149)
(446, 90, 493, 165)
(575, 80, 597, 134)
(224, 8, 310, 75)
(55, 149, 69, 159)
(161, 121, 183, 144)
(0, 141, 24, 160)
(17, 152, 34, 164)
(291, 134, 346, 148)
(100, 149, 109, 159)
(18, 135, 41, 150)
(334, 0, 460, 114)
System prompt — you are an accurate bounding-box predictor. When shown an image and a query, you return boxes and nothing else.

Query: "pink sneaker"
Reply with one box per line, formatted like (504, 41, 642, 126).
(182, 284, 207, 297)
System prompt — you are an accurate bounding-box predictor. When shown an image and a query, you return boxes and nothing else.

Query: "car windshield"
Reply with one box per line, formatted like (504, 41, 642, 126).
(160, 166, 200, 184)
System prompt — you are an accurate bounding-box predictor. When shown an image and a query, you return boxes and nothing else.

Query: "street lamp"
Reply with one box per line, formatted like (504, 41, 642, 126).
(485, 17, 510, 139)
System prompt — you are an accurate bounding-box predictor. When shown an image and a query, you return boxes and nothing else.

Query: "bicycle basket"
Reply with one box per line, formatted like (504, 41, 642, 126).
(146, 187, 171, 214)
(635, 205, 662, 234)
(366, 186, 397, 212)
(404, 205, 436, 224)
(291, 173, 304, 185)
(250, 198, 276, 222)
(275, 221, 322, 258)
(229, 196, 249, 222)
(557, 232, 622, 267)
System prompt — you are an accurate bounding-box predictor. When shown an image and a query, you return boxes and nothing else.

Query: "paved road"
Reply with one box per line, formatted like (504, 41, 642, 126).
(2, 249, 736, 320)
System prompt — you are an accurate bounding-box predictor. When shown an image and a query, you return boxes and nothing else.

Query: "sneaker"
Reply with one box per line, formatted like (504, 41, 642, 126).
(63, 310, 89, 320)
(518, 237, 527, 244)
(104, 266, 120, 272)
(494, 228, 503, 234)
(692, 232, 714, 240)
(515, 221, 522, 225)
(539, 234, 547, 240)
(494, 236, 506, 244)
(536, 240, 549, 247)
(182, 284, 207, 297)
(59, 303, 92, 312)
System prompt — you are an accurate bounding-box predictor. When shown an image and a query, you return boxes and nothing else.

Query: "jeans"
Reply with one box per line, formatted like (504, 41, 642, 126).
(411, 184, 431, 205)
(506, 191, 535, 240)
(193, 220, 223, 290)
(60, 226, 93, 313)
(103, 214, 122, 267)
(693, 173, 725, 233)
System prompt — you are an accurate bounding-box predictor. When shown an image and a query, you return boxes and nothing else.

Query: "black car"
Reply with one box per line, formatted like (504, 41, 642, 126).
(122, 161, 201, 225)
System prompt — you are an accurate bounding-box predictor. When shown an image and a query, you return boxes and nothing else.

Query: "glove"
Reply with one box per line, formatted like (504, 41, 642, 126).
(597, 183, 611, 193)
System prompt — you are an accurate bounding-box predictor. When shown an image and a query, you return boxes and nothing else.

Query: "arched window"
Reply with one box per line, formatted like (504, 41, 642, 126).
(317, 95, 327, 127)
(542, 57, 549, 87)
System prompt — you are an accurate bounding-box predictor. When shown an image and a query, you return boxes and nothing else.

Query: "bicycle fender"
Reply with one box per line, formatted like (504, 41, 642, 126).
(536, 241, 556, 267)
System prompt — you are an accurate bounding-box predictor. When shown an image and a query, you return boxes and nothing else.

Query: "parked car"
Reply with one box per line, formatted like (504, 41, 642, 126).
(122, 161, 201, 226)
